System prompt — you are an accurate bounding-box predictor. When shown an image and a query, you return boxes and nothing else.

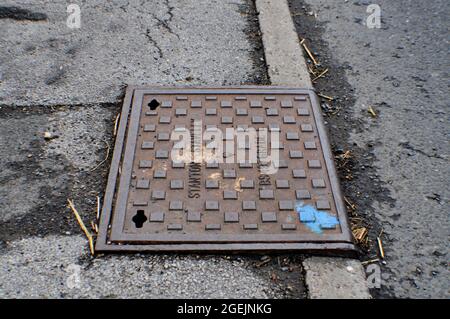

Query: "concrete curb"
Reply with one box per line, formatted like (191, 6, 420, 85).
(255, 0, 371, 299)
(255, 0, 312, 87)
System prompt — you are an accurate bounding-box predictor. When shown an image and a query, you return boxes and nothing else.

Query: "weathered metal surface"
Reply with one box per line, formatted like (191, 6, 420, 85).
(96, 86, 355, 253)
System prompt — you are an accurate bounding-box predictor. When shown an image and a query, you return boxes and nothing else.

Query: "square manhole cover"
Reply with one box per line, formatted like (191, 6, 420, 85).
(96, 87, 354, 252)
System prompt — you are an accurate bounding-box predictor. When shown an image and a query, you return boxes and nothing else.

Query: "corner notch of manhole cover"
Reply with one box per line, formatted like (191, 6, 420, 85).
(96, 86, 355, 253)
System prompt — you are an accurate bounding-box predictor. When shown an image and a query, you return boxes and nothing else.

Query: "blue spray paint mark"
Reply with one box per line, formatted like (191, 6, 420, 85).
(295, 202, 339, 234)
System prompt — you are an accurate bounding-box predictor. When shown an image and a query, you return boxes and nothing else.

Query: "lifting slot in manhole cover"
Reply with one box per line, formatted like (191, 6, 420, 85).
(96, 87, 355, 252)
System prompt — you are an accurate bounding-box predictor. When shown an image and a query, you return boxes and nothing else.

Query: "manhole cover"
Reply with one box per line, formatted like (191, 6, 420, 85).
(96, 87, 354, 252)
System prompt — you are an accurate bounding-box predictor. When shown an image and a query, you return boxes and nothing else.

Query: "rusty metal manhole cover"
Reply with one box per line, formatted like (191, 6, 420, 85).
(96, 87, 354, 252)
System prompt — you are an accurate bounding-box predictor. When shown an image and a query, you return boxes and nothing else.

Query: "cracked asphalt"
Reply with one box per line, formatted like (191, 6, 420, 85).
(0, 0, 304, 298)
(0, 0, 265, 106)
(289, 0, 449, 298)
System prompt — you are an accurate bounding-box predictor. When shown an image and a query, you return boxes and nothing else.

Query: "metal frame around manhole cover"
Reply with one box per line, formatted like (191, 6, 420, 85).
(95, 86, 355, 253)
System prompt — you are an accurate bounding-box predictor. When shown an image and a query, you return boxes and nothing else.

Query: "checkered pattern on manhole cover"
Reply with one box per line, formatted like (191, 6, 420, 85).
(96, 87, 354, 252)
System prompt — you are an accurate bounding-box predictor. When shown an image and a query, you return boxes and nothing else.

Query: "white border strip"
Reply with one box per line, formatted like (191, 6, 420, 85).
(256, 0, 312, 87)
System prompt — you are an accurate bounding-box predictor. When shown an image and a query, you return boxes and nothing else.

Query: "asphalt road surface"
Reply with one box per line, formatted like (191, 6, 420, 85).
(289, 0, 449, 298)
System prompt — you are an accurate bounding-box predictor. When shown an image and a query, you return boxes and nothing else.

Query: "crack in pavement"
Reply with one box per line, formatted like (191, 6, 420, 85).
(119, 0, 130, 13)
(136, 0, 180, 59)
(156, 0, 178, 38)
(145, 28, 163, 59)
(152, 13, 179, 39)
(399, 141, 446, 160)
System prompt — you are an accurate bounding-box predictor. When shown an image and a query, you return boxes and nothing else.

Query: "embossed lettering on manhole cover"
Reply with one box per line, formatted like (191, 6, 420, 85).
(96, 87, 354, 252)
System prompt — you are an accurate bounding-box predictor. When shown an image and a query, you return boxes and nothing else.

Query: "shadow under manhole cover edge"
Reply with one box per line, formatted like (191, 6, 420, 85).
(95, 86, 355, 254)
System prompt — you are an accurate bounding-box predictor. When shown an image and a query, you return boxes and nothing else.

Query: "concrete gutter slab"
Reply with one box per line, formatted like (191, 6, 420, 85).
(256, 0, 312, 87)
(304, 257, 371, 298)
